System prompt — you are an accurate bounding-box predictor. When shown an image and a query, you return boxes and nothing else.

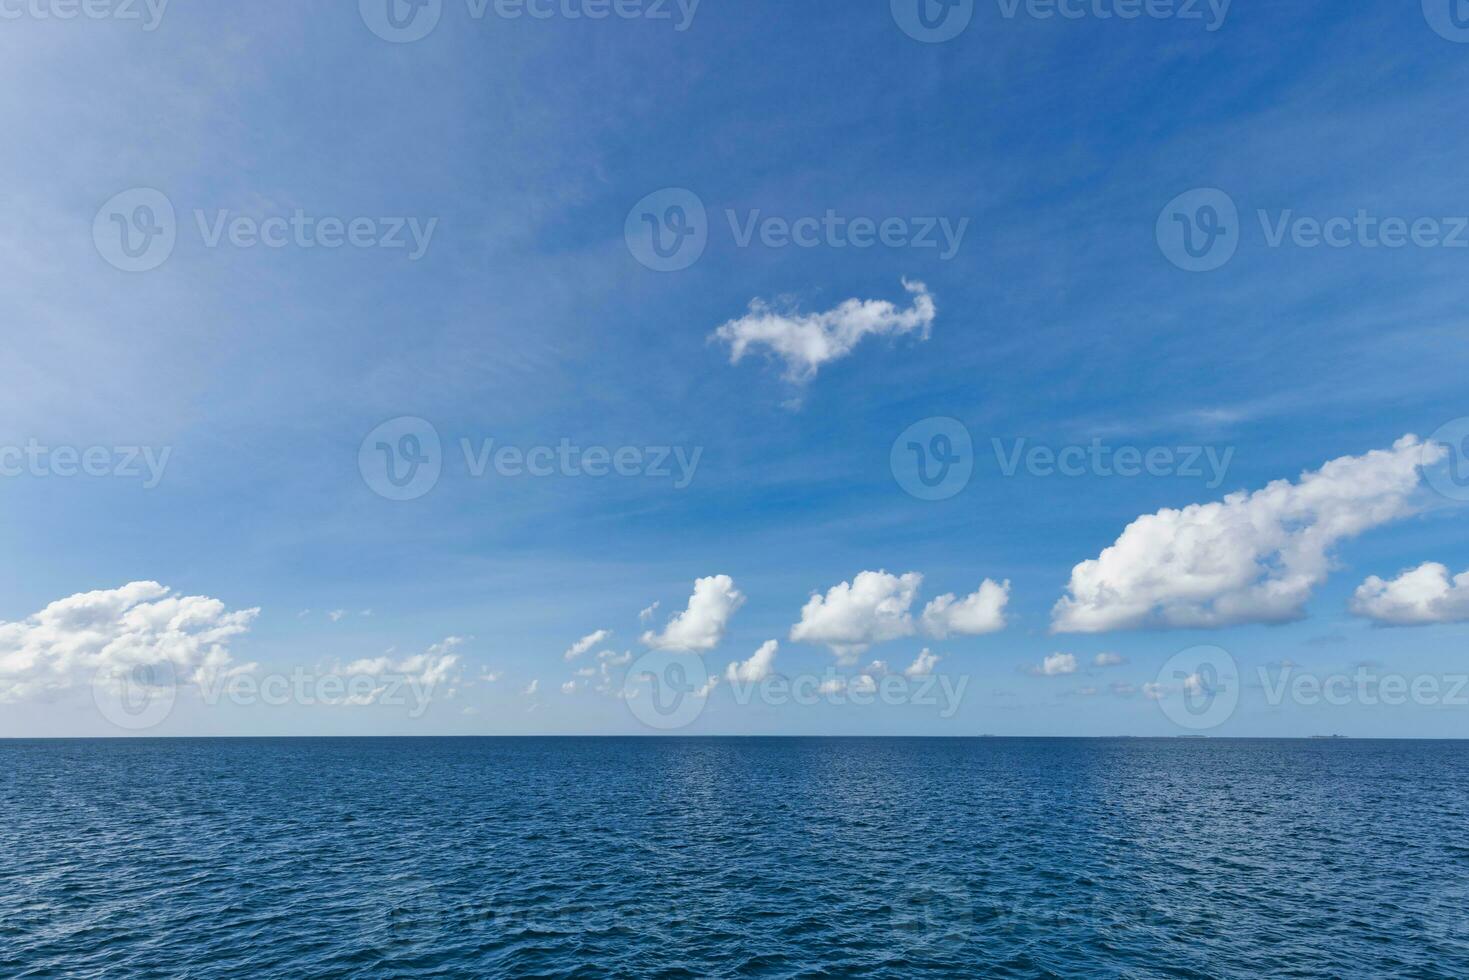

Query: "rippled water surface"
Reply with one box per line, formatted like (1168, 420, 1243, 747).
(3, 737, 1468, 977)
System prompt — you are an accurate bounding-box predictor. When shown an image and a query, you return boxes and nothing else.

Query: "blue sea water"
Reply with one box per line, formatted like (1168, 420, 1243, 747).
(3, 737, 1468, 978)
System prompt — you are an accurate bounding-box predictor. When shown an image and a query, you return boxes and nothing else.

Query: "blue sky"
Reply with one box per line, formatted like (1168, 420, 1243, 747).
(3, 0, 1469, 737)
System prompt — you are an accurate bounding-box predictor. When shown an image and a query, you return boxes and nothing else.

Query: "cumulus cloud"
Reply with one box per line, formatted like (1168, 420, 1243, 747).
(0, 581, 258, 703)
(1350, 562, 1469, 626)
(726, 640, 778, 683)
(638, 602, 659, 624)
(712, 278, 935, 384)
(641, 576, 745, 652)
(1052, 436, 1445, 633)
(1031, 653, 1078, 676)
(523, 679, 539, 696)
(792, 571, 1010, 660)
(920, 580, 1010, 638)
(1093, 652, 1126, 667)
(905, 649, 941, 677)
(790, 570, 922, 661)
(563, 629, 611, 661)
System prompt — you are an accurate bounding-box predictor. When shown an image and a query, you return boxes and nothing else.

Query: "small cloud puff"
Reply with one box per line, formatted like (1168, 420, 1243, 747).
(712, 279, 935, 385)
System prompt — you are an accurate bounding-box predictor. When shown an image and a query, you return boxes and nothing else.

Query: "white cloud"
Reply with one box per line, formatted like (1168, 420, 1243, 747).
(328, 609, 347, 623)
(1031, 653, 1078, 676)
(597, 650, 632, 666)
(920, 580, 1009, 638)
(479, 669, 502, 683)
(1052, 436, 1445, 633)
(342, 656, 394, 675)
(818, 677, 846, 695)
(339, 637, 463, 703)
(1093, 652, 1126, 667)
(790, 570, 922, 661)
(712, 278, 935, 384)
(563, 629, 612, 661)
(694, 675, 720, 698)
(641, 575, 745, 652)
(0, 581, 258, 703)
(638, 601, 660, 624)
(726, 639, 778, 683)
(1142, 682, 1166, 700)
(850, 674, 877, 694)
(864, 660, 889, 676)
(561, 680, 579, 694)
(522, 679, 539, 697)
(1351, 562, 1469, 626)
(904, 649, 940, 677)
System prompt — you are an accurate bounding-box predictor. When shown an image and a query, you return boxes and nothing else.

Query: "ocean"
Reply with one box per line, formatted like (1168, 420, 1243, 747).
(3, 737, 1466, 977)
